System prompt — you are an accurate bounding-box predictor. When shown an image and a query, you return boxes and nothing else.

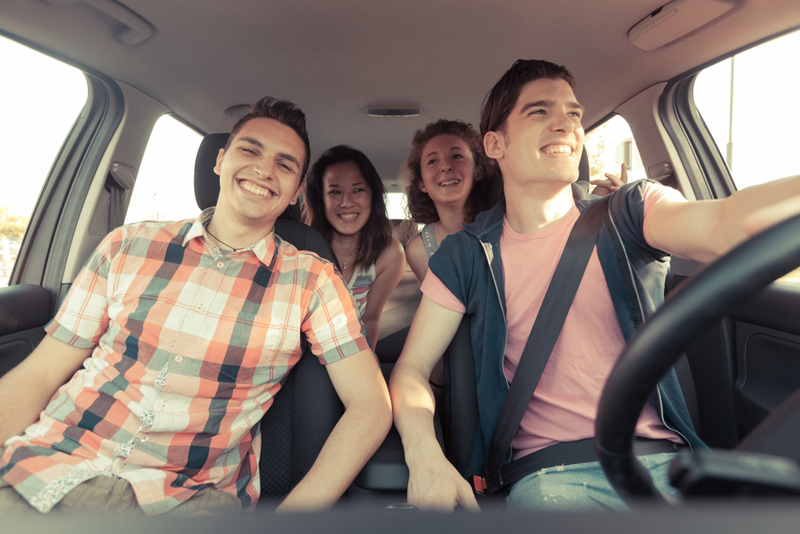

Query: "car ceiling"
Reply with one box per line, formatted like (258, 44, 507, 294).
(2, 0, 799, 189)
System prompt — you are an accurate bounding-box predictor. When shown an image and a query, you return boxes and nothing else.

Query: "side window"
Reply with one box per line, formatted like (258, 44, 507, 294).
(694, 30, 800, 284)
(0, 36, 87, 288)
(583, 115, 646, 189)
(693, 30, 800, 189)
(124, 115, 203, 224)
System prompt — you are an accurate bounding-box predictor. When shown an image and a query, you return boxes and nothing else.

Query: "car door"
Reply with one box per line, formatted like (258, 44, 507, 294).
(658, 30, 800, 449)
(0, 35, 128, 378)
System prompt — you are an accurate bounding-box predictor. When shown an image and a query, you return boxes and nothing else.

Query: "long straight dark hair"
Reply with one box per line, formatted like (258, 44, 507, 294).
(304, 145, 392, 269)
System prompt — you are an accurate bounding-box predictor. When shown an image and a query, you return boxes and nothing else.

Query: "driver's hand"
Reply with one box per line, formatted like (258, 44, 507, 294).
(406, 451, 480, 512)
(590, 162, 628, 196)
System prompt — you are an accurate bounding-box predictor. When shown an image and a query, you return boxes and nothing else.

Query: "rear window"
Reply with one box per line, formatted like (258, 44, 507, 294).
(124, 115, 203, 224)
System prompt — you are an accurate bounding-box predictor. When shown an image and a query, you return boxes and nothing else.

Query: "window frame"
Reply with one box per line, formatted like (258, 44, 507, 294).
(2, 37, 124, 315)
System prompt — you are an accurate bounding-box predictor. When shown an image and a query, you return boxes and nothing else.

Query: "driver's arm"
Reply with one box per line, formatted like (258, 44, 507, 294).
(389, 296, 480, 511)
(645, 174, 800, 262)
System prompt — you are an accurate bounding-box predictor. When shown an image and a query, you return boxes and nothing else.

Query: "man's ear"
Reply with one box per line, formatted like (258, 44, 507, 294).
(214, 148, 225, 176)
(289, 182, 304, 205)
(484, 131, 504, 161)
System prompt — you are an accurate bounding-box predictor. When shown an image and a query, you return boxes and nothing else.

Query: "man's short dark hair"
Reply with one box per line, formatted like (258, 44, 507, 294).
(225, 97, 311, 180)
(480, 60, 576, 138)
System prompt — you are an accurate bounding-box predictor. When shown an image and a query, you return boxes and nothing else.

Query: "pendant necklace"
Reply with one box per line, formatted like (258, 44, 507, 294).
(340, 250, 356, 271)
(206, 226, 241, 252)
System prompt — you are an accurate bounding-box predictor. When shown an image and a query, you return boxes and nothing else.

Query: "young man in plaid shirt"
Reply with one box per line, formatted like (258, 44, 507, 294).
(0, 97, 392, 515)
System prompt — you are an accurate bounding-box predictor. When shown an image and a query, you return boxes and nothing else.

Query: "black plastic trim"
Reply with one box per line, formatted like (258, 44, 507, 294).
(675, 77, 736, 197)
(0, 284, 51, 337)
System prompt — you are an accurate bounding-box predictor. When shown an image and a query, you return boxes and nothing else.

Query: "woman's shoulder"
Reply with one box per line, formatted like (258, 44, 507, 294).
(378, 236, 405, 266)
(405, 231, 423, 254)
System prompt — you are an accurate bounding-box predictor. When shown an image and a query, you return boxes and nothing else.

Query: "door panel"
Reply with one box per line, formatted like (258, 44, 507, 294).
(733, 318, 800, 435)
(0, 284, 51, 378)
(679, 281, 800, 449)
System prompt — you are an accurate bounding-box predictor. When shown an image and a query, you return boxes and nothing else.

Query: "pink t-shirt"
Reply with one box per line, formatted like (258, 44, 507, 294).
(422, 182, 686, 459)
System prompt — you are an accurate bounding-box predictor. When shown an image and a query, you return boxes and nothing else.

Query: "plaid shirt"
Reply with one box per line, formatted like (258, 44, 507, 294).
(0, 209, 368, 515)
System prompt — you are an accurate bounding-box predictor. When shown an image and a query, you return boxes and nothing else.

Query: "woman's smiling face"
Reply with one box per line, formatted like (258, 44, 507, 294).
(323, 161, 372, 237)
(419, 134, 477, 207)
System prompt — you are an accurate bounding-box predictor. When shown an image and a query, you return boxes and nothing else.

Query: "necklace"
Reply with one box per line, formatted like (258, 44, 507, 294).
(206, 226, 242, 252)
(340, 250, 356, 271)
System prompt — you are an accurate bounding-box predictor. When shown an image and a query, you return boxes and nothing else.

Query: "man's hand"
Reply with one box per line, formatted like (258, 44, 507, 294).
(590, 162, 628, 196)
(389, 297, 476, 511)
(406, 444, 480, 512)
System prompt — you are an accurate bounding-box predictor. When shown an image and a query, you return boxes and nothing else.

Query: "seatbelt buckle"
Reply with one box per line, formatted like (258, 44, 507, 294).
(471, 475, 488, 494)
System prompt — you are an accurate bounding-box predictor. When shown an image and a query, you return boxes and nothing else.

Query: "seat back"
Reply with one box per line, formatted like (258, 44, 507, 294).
(194, 133, 341, 503)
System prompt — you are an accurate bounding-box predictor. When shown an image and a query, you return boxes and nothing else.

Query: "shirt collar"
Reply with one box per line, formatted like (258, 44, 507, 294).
(183, 207, 278, 269)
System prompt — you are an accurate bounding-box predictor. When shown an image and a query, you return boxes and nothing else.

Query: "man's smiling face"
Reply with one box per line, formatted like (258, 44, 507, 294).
(213, 117, 306, 231)
(490, 77, 585, 188)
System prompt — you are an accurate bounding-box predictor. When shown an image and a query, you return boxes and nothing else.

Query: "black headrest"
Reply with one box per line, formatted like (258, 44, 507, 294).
(193, 133, 303, 221)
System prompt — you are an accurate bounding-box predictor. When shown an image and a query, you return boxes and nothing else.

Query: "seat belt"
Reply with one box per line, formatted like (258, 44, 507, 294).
(474, 195, 610, 495)
(106, 162, 136, 231)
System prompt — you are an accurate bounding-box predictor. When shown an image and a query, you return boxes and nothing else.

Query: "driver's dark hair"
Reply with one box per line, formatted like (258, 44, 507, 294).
(224, 96, 311, 181)
(480, 59, 576, 137)
(304, 145, 392, 270)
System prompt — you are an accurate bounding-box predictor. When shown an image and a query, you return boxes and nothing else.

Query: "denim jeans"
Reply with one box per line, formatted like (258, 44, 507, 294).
(506, 453, 680, 512)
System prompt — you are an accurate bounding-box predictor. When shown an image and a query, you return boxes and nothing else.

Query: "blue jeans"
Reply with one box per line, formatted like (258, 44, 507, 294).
(507, 453, 680, 512)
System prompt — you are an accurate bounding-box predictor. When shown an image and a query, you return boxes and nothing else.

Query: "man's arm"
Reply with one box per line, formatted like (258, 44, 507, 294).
(389, 296, 480, 511)
(645, 174, 800, 262)
(276, 348, 392, 511)
(0, 335, 92, 443)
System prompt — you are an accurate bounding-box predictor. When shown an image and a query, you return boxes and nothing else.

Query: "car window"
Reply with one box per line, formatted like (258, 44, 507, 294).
(693, 30, 800, 190)
(0, 36, 87, 288)
(584, 115, 645, 188)
(694, 30, 800, 284)
(124, 115, 203, 224)
(386, 192, 408, 220)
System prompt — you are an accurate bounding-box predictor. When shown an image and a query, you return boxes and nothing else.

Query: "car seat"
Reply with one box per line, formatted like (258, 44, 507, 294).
(194, 133, 342, 504)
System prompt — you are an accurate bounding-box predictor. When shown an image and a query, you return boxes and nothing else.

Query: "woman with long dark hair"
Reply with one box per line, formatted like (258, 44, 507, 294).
(305, 145, 405, 351)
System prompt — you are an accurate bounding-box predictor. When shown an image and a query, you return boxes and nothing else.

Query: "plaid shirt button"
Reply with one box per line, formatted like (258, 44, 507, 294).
(174, 355, 183, 363)
(140, 434, 149, 443)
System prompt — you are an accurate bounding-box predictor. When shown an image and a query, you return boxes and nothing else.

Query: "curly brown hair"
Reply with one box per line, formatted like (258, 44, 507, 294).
(404, 119, 494, 225)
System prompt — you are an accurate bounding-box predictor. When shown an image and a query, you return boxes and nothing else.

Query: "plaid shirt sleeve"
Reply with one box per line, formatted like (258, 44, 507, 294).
(301, 259, 370, 365)
(45, 228, 123, 348)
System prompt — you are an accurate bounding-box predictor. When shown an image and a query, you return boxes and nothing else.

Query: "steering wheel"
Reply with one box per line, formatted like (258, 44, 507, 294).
(594, 211, 800, 503)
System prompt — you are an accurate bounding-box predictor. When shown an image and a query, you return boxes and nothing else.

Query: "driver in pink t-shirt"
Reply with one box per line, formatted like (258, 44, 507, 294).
(390, 59, 800, 513)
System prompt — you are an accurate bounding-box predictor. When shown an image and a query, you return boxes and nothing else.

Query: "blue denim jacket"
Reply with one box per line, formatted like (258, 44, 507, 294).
(428, 180, 706, 477)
